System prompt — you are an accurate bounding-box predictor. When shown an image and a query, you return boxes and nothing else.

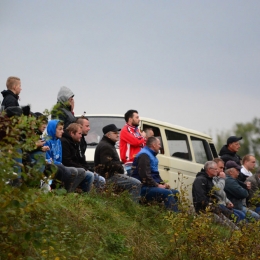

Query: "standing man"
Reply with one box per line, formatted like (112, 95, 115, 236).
(51, 86, 76, 129)
(1, 76, 21, 109)
(240, 154, 256, 180)
(219, 136, 242, 166)
(94, 124, 141, 202)
(132, 137, 179, 212)
(246, 167, 260, 213)
(120, 109, 146, 175)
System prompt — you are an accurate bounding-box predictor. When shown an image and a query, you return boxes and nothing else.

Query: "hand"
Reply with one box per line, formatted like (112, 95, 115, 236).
(42, 146, 50, 152)
(165, 183, 171, 189)
(218, 171, 226, 178)
(36, 140, 45, 148)
(227, 202, 234, 208)
(141, 131, 146, 138)
(158, 184, 166, 189)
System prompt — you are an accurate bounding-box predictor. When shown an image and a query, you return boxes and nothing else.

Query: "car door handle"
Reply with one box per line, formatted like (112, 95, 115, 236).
(164, 167, 170, 171)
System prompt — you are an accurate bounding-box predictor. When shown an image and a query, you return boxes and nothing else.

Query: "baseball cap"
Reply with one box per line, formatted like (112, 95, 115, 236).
(225, 160, 242, 171)
(102, 124, 121, 135)
(227, 136, 242, 145)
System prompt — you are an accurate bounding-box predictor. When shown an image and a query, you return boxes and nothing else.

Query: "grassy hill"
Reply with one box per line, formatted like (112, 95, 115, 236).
(1, 184, 260, 260)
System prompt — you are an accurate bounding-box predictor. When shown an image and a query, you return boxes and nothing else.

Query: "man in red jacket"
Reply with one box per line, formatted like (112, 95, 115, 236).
(119, 109, 146, 176)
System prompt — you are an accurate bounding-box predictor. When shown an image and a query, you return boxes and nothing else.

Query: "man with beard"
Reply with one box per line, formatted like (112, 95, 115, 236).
(120, 109, 146, 176)
(76, 116, 105, 189)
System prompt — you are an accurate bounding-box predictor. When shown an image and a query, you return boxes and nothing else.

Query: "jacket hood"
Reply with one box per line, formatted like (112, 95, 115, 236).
(196, 168, 211, 179)
(47, 119, 60, 139)
(219, 145, 236, 156)
(57, 86, 74, 103)
(62, 130, 76, 143)
(1, 89, 19, 99)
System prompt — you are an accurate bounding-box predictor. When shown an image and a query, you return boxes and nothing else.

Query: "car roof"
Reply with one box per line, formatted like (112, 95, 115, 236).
(76, 114, 212, 140)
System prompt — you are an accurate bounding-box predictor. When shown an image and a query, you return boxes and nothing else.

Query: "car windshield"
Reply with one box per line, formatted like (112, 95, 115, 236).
(85, 116, 125, 146)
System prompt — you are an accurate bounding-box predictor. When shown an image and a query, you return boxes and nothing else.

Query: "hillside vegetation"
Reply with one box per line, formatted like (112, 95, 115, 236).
(1, 114, 260, 259)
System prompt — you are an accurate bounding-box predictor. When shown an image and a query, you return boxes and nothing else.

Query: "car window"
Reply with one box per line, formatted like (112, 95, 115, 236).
(84, 117, 125, 146)
(165, 129, 191, 160)
(142, 123, 164, 154)
(190, 136, 209, 164)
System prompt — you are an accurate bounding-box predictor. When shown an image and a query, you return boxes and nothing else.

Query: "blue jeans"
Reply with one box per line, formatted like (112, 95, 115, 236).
(255, 206, 260, 214)
(79, 170, 94, 193)
(93, 172, 106, 189)
(242, 206, 260, 220)
(107, 174, 141, 202)
(13, 148, 23, 176)
(125, 165, 132, 176)
(218, 204, 245, 223)
(29, 150, 45, 173)
(56, 165, 87, 192)
(141, 186, 179, 212)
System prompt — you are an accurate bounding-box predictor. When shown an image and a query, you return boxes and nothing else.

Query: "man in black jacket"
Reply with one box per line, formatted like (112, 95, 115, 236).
(94, 124, 141, 202)
(60, 123, 94, 192)
(219, 136, 242, 166)
(76, 116, 105, 188)
(1, 76, 21, 109)
(192, 161, 219, 213)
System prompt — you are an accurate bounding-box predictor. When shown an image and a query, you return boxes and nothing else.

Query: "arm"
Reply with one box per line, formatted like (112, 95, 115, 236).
(192, 178, 210, 210)
(120, 128, 146, 147)
(61, 139, 86, 169)
(137, 154, 158, 187)
(99, 146, 124, 174)
(225, 179, 248, 199)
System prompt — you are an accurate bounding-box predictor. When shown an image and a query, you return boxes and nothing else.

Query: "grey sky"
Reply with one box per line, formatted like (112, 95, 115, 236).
(1, 0, 260, 142)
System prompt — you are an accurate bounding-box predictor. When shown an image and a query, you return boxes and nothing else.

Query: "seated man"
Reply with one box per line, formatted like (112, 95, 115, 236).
(132, 137, 179, 212)
(224, 160, 260, 220)
(76, 116, 105, 188)
(192, 161, 219, 213)
(45, 120, 93, 192)
(94, 124, 141, 202)
(61, 123, 100, 191)
(213, 158, 245, 222)
(244, 167, 260, 214)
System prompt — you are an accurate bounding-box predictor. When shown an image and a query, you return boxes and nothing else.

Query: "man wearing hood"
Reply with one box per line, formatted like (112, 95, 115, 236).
(1, 76, 21, 109)
(51, 86, 76, 129)
(192, 161, 219, 213)
(219, 136, 242, 166)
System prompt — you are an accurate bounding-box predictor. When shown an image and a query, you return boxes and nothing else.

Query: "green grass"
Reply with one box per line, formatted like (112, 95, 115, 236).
(1, 185, 260, 260)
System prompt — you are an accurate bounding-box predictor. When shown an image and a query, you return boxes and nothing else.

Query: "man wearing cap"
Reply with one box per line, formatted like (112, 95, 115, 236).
(224, 160, 260, 220)
(219, 136, 242, 166)
(51, 86, 76, 129)
(94, 124, 141, 202)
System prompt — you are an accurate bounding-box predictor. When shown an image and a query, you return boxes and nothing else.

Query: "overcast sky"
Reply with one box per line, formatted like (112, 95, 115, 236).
(1, 0, 259, 142)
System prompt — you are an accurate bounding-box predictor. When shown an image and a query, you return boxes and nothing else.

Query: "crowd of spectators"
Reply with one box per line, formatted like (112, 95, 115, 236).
(1, 76, 260, 224)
